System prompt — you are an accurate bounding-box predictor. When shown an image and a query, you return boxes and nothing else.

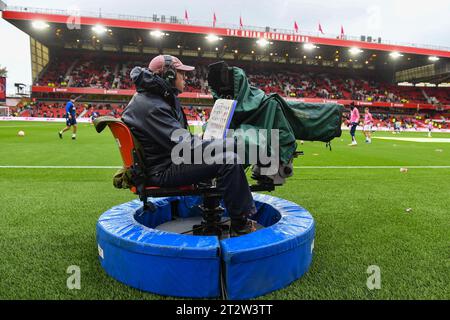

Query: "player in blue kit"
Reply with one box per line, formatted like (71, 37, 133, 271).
(58, 95, 81, 140)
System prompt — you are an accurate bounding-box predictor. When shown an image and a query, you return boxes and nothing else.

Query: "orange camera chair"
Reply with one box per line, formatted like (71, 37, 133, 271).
(94, 116, 273, 235)
(93, 117, 205, 202)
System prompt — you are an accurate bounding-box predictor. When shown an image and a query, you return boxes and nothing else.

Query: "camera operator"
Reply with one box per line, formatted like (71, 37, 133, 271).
(121, 55, 256, 236)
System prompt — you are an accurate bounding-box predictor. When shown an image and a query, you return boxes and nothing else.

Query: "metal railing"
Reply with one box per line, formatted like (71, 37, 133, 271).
(4, 5, 450, 51)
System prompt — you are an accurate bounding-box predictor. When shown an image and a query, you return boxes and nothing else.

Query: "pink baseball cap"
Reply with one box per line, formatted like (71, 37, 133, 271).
(148, 55, 195, 73)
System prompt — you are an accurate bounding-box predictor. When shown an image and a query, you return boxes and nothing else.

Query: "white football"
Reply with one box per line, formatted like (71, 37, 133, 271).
(18, 130, 25, 137)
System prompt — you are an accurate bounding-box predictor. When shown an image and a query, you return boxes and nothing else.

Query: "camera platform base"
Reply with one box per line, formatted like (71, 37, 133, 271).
(96, 193, 315, 299)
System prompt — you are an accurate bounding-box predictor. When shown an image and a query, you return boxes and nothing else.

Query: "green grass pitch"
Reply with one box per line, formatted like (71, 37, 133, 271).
(0, 121, 449, 299)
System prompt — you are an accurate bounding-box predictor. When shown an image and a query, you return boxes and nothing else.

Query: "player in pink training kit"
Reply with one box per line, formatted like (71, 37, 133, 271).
(349, 103, 360, 146)
(428, 121, 433, 137)
(363, 107, 374, 143)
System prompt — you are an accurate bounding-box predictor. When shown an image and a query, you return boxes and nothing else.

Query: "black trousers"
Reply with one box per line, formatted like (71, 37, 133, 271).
(146, 162, 256, 222)
(350, 122, 358, 137)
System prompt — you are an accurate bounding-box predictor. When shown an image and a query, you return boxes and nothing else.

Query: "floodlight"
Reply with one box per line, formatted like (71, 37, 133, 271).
(205, 34, 221, 42)
(256, 38, 269, 47)
(349, 47, 363, 55)
(92, 24, 107, 35)
(303, 43, 316, 50)
(389, 51, 403, 59)
(32, 20, 49, 30)
(150, 30, 165, 38)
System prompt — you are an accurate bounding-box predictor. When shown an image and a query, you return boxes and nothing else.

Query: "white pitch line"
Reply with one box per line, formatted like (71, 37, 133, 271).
(293, 166, 450, 169)
(0, 165, 449, 169)
(372, 137, 450, 143)
(0, 165, 121, 169)
(1, 126, 78, 129)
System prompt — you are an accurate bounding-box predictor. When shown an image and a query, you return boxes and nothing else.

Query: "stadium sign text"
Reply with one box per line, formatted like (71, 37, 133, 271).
(226, 29, 309, 43)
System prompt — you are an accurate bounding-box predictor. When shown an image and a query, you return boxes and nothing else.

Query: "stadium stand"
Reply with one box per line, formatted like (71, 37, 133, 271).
(10, 100, 212, 122)
(33, 54, 449, 105)
(11, 99, 448, 129)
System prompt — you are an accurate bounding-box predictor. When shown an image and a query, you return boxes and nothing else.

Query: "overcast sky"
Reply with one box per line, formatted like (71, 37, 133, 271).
(1, 0, 449, 94)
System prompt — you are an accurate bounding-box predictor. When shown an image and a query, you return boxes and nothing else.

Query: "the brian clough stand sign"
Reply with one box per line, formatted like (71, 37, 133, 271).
(226, 29, 310, 43)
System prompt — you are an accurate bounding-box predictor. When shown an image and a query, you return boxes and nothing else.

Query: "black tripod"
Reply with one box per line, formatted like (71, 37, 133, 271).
(192, 193, 228, 237)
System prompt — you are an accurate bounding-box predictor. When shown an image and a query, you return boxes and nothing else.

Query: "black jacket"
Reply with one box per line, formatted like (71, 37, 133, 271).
(122, 66, 194, 175)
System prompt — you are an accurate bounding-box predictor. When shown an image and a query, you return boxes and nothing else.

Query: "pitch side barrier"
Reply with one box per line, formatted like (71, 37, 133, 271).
(0, 116, 205, 127)
(340, 125, 450, 133)
(2, 116, 448, 133)
(2, 117, 448, 133)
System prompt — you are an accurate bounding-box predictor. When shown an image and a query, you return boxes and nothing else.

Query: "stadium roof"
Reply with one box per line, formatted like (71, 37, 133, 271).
(2, 6, 450, 61)
(1, 5, 449, 110)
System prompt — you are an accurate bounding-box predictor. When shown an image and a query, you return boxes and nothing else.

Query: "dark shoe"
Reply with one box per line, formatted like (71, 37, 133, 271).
(58, 132, 62, 139)
(72, 136, 76, 140)
(230, 219, 257, 237)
